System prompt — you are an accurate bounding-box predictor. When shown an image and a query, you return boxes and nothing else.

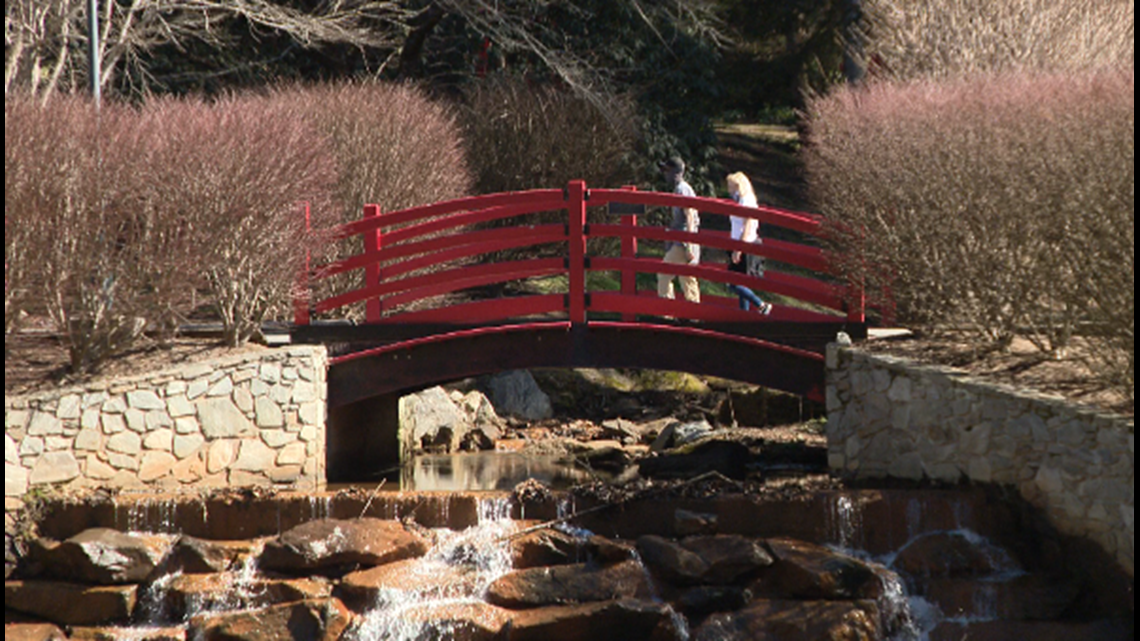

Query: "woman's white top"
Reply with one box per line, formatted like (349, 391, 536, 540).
(730, 192, 760, 243)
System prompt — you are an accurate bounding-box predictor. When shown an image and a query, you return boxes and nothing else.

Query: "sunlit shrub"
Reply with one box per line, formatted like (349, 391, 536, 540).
(5, 95, 172, 370)
(461, 76, 638, 261)
(262, 81, 473, 319)
(804, 69, 1134, 396)
(140, 95, 340, 345)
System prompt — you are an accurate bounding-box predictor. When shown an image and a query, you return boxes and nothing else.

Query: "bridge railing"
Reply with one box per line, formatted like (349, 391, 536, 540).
(296, 180, 863, 333)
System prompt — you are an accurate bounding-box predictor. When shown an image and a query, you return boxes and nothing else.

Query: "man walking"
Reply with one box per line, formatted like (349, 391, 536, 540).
(657, 157, 701, 304)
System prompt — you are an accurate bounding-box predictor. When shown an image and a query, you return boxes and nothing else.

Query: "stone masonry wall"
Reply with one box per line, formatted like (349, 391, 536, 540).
(4, 345, 328, 503)
(825, 345, 1134, 576)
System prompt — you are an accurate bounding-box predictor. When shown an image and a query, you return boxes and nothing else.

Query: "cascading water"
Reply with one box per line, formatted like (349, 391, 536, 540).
(347, 498, 517, 641)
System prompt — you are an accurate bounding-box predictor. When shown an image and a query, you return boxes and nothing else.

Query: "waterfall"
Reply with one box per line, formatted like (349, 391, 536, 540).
(348, 497, 517, 641)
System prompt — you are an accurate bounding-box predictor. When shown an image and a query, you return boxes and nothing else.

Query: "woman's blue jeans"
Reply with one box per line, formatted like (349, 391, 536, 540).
(729, 284, 767, 311)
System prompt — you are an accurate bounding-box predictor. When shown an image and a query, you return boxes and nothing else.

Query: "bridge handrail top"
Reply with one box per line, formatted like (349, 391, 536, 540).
(590, 188, 823, 234)
(325, 184, 823, 240)
(332, 188, 567, 238)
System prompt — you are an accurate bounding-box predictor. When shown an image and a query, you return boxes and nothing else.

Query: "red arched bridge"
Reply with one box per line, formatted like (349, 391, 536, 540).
(292, 180, 865, 410)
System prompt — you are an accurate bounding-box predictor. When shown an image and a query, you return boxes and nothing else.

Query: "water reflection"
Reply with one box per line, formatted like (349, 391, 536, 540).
(399, 452, 602, 492)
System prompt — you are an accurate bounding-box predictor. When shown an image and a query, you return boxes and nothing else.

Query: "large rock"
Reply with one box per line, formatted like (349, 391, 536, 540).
(163, 535, 259, 574)
(67, 626, 184, 641)
(650, 420, 714, 452)
(4, 580, 137, 626)
(487, 560, 652, 608)
(3, 623, 68, 641)
(504, 599, 680, 641)
(162, 573, 332, 620)
(636, 535, 709, 587)
(186, 597, 351, 641)
(337, 558, 482, 611)
(350, 602, 511, 641)
(509, 528, 586, 569)
(484, 370, 553, 422)
(259, 518, 428, 573)
(890, 531, 1019, 579)
(38, 528, 171, 584)
(678, 585, 752, 619)
(637, 535, 774, 589)
(693, 599, 881, 641)
(638, 441, 751, 480)
(751, 538, 883, 600)
(402, 387, 470, 453)
(680, 535, 775, 584)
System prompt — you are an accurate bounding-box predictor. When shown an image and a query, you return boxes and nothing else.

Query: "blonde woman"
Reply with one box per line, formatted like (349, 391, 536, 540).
(725, 172, 772, 315)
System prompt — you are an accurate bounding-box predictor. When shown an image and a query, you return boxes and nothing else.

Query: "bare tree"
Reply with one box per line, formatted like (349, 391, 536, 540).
(865, 0, 1134, 80)
(5, 0, 416, 99)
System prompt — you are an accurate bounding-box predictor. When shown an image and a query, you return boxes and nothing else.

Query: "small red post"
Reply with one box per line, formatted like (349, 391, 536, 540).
(567, 180, 587, 325)
(620, 185, 638, 322)
(363, 204, 383, 323)
(847, 224, 866, 325)
(293, 202, 312, 326)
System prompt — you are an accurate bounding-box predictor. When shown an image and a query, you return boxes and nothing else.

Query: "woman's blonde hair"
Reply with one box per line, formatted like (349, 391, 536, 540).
(726, 172, 757, 201)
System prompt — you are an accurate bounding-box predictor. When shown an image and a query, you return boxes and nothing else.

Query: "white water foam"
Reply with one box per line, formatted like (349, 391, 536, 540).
(349, 497, 517, 641)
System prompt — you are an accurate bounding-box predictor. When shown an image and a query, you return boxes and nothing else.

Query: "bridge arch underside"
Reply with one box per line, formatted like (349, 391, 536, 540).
(327, 322, 826, 410)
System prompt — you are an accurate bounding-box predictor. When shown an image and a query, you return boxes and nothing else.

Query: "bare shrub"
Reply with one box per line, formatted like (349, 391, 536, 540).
(263, 81, 473, 319)
(463, 76, 639, 195)
(461, 76, 639, 261)
(805, 69, 1134, 396)
(866, 0, 1134, 80)
(142, 95, 339, 346)
(4, 95, 169, 371)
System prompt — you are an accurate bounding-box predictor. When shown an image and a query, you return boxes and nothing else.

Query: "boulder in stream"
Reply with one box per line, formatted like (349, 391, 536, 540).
(337, 557, 482, 611)
(487, 559, 653, 608)
(187, 597, 351, 641)
(680, 535, 775, 584)
(751, 538, 884, 600)
(34, 528, 171, 584)
(259, 517, 428, 574)
(3, 622, 68, 641)
(163, 534, 259, 574)
(483, 370, 553, 422)
(638, 440, 750, 480)
(4, 580, 137, 626)
(504, 598, 681, 641)
(351, 602, 512, 641)
(693, 598, 881, 641)
(890, 530, 1020, 578)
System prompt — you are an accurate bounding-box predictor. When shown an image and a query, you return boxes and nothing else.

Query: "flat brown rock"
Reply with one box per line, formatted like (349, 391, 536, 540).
(504, 599, 676, 641)
(187, 597, 351, 641)
(751, 538, 883, 600)
(487, 560, 652, 609)
(4, 580, 137, 626)
(693, 599, 881, 641)
(259, 518, 428, 573)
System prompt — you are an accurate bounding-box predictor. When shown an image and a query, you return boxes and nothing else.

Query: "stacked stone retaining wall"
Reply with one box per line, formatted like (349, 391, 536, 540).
(4, 345, 328, 504)
(825, 345, 1134, 576)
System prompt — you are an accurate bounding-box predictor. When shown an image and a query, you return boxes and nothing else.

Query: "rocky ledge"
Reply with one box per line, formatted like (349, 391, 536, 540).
(5, 507, 1131, 641)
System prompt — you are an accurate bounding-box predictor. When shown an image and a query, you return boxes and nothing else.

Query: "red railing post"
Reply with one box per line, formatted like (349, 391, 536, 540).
(363, 204, 383, 323)
(293, 202, 312, 326)
(620, 185, 639, 322)
(567, 180, 588, 324)
(847, 224, 866, 325)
